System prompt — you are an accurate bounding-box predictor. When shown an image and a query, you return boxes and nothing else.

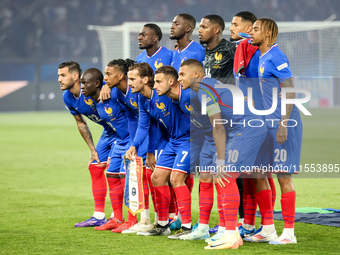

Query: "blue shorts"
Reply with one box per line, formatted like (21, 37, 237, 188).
(156, 136, 191, 174)
(106, 137, 131, 174)
(94, 129, 117, 164)
(257, 125, 302, 174)
(146, 137, 168, 170)
(253, 132, 271, 170)
(197, 137, 216, 174)
(222, 133, 267, 173)
(190, 130, 205, 173)
(137, 135, 148, 161)
(154, 138, 168, 160)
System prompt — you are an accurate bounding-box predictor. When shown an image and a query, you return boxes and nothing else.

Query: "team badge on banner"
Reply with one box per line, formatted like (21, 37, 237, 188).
(123, 156, 144, 215)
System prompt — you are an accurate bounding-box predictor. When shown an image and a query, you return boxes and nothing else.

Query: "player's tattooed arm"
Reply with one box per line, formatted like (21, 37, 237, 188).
(99, 84, 111, 102)
(277, 78, 295, 144)
(73, 114, 100, 166)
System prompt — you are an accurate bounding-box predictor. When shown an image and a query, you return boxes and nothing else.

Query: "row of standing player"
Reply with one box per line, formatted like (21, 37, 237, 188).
(58, 11, 301, 250)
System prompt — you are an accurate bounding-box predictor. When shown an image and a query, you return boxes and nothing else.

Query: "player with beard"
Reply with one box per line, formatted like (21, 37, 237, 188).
(170, 13, 205, 71)
(137, 23, 173, 72)
(125, 63, 192, 238)
(59, 61, 117, 228)
(151, 65, 216, 241)
(229, 11, 256, 43)
(170, 13, 204, 230)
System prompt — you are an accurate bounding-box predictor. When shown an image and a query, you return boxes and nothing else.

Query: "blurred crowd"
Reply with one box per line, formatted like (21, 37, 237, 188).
(0, 0, 338, 61)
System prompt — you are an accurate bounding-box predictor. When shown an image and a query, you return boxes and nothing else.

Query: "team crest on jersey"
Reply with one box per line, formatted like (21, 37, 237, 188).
(155, 100, 170, 117)
(84, 98, 96, 110)
(260, 63, 265, 76)
(105, 106, 113, 114)
(104, 105, 116, 121)
(84, 98, 93, 105)
(213, 52, 222, 68)
(185, 103, 199, 117)
(181, 57, 187, 64)
(156, 101, 165, 110)
(130, 99, 138, 109)
(154, 60, 163, 69)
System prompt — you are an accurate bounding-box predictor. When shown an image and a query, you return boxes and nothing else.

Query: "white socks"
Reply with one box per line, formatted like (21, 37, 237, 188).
(93, 212, 105, 220)
(282, 227, 295, 236)
(262, 224, 276, 233)
(218, 226, 226, 232)
(141, 209, 150, 219)
(243, 223, 255, 231)
(225, 230, 236, 236)
(182, 223, 191, 229)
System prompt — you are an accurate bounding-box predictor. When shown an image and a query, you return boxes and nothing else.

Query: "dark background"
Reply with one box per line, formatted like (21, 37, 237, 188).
(0, 0, 339, 111)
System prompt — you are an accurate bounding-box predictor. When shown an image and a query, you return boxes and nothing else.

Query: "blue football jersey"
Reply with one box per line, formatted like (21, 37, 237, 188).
(177, 86, 213, 138)
(136, 46, 173, 72)
(63, 90, 114, 136)
(197, 77, 266, 138)
(96, 88, 130, 140)
(171, 40, 205, 71)
(116, 85, 140, 139)
(258, 43, 301, 128)
(132, 89, 189, 149)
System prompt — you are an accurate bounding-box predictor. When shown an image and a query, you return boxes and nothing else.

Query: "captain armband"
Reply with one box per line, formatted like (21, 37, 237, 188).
(206, 103, 221, 117)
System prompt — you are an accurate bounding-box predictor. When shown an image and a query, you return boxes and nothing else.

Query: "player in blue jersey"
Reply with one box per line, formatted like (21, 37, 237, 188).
(150, 65, 215, 241)
(170, 13, 205, 228)
(58, 61, 116, 228)
(178, 59, 269, 250)
(231, 11, 278, 239)
(96, 58, 156, 233)
(170, 13, 205, 71)
(198, 13, 244, 236)
(79, 67, 139, 233)
(137, 23, 173, 72)
(124, 62, 193, 238)
(136, 24, 176, 228)
(245, 18, 302, 245)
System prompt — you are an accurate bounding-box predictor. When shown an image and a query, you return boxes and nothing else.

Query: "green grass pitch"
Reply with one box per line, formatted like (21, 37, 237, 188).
(0, 108, 339, 254)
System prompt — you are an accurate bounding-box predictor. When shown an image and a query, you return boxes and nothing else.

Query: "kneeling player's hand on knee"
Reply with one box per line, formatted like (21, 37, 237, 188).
(88, 150, 100, 167)
(214, 172, 231, 187)
(125, 146, 137, 161)
(214, 159, 231, 187)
